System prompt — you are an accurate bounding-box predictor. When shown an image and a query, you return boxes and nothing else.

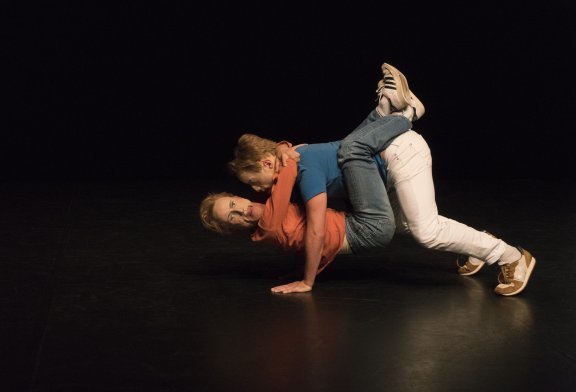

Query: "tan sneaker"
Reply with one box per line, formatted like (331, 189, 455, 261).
(406, 90, 425, 121)
(494, 247, 536, 296)
(396, 94, 425, 122)
(377, 63, 412, 111)
(378, 63, 425, 121)
(456, 231, 495, 276)
(456, 255, 486, 276)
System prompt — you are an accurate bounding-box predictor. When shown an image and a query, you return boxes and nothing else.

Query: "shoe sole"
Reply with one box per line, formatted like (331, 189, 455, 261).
(500, 257, 536, 296)
(459, 261, 486, 276)
(409, 91, 425, 121)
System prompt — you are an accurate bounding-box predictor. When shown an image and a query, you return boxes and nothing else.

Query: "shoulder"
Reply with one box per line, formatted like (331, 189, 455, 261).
(297, 141, 340, 153)
(277, 158, 298, 178)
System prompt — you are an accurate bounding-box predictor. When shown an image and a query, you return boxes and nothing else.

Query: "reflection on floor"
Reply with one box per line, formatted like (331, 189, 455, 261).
(1, 178, 575, 391)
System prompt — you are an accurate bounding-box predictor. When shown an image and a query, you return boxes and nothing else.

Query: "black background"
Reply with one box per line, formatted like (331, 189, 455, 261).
(2, 4, 576, 391)
(4, 0, 576, 182)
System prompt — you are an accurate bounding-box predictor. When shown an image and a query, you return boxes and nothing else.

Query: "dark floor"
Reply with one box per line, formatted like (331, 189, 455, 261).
(1, 177, 575, 392)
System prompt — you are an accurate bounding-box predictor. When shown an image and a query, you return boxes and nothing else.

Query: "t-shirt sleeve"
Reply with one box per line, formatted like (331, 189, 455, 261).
(298, 168, 327, 203)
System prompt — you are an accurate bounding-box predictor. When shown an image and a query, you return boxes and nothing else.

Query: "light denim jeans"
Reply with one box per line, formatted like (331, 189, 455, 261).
(383, 130, 507, 264)
(337, 110, 412, 254)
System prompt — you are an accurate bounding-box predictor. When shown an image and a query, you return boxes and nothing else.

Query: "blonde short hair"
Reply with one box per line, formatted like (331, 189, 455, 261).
(228, 133, 277, 176)
(199, 192, 235, 235)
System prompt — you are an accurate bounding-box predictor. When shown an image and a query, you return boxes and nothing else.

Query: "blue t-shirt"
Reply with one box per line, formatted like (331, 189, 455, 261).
(294, 141, 388, 203)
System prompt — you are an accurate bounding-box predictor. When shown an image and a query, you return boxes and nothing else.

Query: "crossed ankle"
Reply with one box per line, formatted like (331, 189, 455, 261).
(390, 106, 415, 121)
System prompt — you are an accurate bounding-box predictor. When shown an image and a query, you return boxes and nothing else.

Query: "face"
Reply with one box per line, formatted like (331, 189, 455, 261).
(237, 155, 276, 193)
(212, 196, 264, 230)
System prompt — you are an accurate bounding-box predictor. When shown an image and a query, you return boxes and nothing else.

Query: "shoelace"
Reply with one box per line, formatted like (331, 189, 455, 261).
(376, 77, 400, 111)
(498, 264, 512, 284)
(376, 75, 397, 96)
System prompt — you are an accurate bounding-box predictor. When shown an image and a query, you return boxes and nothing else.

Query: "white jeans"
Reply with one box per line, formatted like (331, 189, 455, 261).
(381, 130, 506, 264)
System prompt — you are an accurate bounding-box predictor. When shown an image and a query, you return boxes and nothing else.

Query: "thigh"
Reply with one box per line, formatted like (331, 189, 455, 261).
(393, 166, 439, 232)
(384, 131, 432, 184)
(389, 188, 410, 235)
(384, 131, 438, 231)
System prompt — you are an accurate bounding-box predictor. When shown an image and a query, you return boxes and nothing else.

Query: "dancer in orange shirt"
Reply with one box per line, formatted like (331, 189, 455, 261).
(200, 158, 350, 286)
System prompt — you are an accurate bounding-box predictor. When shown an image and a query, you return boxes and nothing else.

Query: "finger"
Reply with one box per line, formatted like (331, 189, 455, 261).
(280, 285, 295, 293)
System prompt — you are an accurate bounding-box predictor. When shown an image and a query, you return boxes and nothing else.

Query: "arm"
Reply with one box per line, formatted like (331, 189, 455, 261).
(276, 141, 306, 166)
(302, 193, 327, 286)
(259, 159, 297, 231)
(271, 192, 327, 294)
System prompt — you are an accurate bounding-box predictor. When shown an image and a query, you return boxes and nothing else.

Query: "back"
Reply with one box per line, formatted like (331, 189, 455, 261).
(294, 141, 347, 203)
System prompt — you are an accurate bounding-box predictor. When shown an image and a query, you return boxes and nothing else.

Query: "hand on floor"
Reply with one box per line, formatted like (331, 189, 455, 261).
(271, 281, 312, 294)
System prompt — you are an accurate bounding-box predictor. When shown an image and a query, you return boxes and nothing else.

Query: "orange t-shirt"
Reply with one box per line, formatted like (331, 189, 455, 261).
(250, 159, 346, 273)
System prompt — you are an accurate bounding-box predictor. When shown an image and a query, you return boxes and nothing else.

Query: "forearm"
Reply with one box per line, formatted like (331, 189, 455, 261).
(300, 192, 328, 288)
(302, 229, 325, 287)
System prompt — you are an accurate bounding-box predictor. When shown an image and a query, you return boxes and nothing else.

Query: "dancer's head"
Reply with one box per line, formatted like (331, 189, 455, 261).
(227, 134, 278, 193)
(199, 192, 264, 234)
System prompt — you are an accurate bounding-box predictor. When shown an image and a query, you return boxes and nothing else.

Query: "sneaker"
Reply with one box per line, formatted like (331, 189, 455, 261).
(377, 63, 411, 111)
(395, 95, 425, 122)
(456, 254, 486, 276)
(379, 63, 425, 121)
(456, 231, 495, 276)
(494, 246, 536, 296)
(375, 83, 393, 117)
(406, 90, 425, 121)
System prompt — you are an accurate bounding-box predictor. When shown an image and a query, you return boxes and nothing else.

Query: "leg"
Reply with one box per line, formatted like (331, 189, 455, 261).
(351, 109, 385, 132)
(339, 115, 412, 254)
(389, 187, 410, 235)
(337, 64, 425, 253)
(382, 130, 536, 295)
(382, 130, 507, 263)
